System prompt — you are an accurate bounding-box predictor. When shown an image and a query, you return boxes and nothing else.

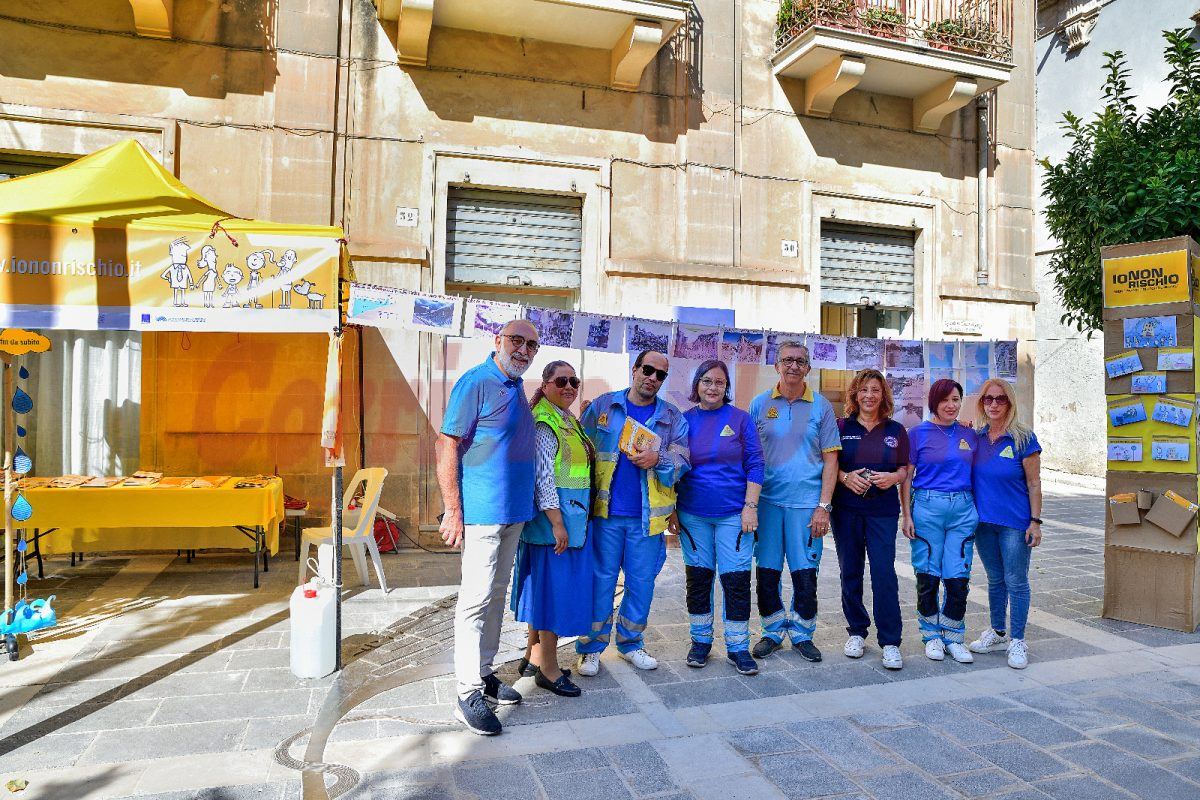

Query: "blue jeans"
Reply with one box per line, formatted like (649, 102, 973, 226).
(974, 522, 1032, 640)
(830, 508, 902, 647)
(577, 516, 667, 655)
(754, 502, 823, 644)
(678, 511, 753, 652)
(910, 489, 977, 644)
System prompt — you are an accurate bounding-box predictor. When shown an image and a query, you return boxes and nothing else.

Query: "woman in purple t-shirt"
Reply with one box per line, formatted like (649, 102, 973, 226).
(969, 378, 1042, 670)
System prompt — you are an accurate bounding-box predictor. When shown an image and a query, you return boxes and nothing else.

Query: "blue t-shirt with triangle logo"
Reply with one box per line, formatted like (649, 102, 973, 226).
(974, 429, 1042, 530)
(908, 420, 978, 493)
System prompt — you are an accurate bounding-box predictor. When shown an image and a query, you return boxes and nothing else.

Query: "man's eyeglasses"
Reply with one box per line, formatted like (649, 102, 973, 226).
(639, 364, 669, 381)
(778, 357, 810, 367)
(549, 376, 581, 389)
(699, 378, 727, 390)
(500, 334, 540, 352)
(981, 394, 1009, 406)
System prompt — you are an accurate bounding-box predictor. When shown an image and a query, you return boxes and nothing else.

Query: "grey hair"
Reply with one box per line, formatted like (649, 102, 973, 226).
(777, 340, 808, 356)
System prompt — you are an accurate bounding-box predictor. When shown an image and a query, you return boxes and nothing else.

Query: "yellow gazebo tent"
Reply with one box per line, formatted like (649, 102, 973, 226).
(0, 139, 343, 332)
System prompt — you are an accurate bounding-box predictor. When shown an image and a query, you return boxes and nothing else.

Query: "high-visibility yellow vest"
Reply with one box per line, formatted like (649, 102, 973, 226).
(522, 398, 592, 547)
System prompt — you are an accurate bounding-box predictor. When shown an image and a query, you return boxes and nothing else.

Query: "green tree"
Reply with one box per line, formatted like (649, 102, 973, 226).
(1041, 29, 1200, 333)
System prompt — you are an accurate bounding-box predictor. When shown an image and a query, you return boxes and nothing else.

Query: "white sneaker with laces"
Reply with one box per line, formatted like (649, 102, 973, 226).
(881, 645, 903, 670)
(925, 639, 945, 661)
(1007, 639, 1029, 669)
(577, 652, 601, 677)
(946, 642, 975, 663)
(843, 635, 865, 659)
(620, 648, 658, 670)
(969, 628, 1010, 654)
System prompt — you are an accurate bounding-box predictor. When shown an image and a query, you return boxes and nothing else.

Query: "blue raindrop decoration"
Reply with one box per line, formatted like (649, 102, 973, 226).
(15, 571, 26, 587)
(13, 447, 31, 475)
(11, 387, 32, 415)
(10, 494, 32, 522)
(16, 426, 25, 438)
(15, 537, 26, 553)
(18, 366, 28, 380)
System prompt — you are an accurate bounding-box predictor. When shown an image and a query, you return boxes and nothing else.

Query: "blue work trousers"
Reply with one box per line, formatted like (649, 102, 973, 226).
(577, 515, 667, 655)
(678, 511, 753, 653)
(830, 508, 902, 647)
(975, 522, 1033, 640)
(754, 502, 823, 644)
(910, 489, 977, 644)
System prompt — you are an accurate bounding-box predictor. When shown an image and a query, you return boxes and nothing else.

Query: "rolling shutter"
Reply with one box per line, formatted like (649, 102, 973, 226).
(820, 223, 915, 308)
(446, 188, 583, 290)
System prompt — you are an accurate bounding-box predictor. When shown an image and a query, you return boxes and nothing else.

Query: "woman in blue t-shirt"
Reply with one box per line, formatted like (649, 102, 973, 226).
(668, 359, 765, 677)
(904, 378, 979, 665)
(968, 378, 1042, 670)
(833, 369, 910, 671)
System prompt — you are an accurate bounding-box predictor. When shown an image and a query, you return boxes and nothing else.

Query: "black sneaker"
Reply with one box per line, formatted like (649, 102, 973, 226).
(482, 673, 522, 705)
(686, 641, 712, 668)
(794, 640, 823, 662)
(752, 637, 782, 659)
(454, 690, 502, 736)
(727, 650, 759, 675)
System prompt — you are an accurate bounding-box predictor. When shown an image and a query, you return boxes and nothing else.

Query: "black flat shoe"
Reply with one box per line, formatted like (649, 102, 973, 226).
(517, 658, 570, 678)
(534, 669, 582, 697)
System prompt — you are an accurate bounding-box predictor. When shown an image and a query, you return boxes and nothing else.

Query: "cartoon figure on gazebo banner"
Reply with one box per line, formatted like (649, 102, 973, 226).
(244, 250, 275, 310)
(0, 364, 56, 658)
(198, 245, 221, 309)
(221, 264, 244, 309)
(292, 280, 324, 309)
(277, 249, 298, 309)
(160, 237, 195, 308)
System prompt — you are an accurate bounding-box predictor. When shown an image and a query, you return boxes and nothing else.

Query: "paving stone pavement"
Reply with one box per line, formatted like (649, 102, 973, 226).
(6, 482, 1200, 799)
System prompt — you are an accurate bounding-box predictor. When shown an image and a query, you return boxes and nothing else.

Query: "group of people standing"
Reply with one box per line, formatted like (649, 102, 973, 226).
(436, 319, 1043, 737)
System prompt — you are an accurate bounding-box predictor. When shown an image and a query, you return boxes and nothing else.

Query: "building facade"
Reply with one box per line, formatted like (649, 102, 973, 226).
(1034, 0, 1196, 477)
(1, 0, 1036, 539)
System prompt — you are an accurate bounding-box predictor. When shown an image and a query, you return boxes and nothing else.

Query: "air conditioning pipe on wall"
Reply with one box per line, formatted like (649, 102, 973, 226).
(977, 93, 990, 287)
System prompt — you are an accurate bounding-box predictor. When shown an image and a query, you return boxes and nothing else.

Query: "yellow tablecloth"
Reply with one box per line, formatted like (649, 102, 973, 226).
(19, 477, 284, 556)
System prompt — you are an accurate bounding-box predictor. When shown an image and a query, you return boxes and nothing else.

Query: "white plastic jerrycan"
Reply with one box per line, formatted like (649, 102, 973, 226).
(289, 578, 336, 679)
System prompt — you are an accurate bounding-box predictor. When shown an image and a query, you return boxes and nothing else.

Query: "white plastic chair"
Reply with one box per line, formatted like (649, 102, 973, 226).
(297, 467, 389, 592)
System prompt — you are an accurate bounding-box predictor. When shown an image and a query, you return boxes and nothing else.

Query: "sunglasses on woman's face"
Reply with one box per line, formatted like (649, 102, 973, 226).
(548, 376, 580, 389)
(981, 394, 1009, 406)
(639, 364, 669, 381)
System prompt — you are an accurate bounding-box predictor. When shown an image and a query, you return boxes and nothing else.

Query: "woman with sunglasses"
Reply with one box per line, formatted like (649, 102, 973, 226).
(510, 360, 594, 698)
(832, 368, 909, 671)
(903, 378, 978, 664)
(668, 360, 764, 675)
(969, 378, 1042, 669)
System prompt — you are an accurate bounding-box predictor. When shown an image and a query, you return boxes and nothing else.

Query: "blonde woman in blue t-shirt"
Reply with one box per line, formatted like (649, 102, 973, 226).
(969, 378, 1042, 670)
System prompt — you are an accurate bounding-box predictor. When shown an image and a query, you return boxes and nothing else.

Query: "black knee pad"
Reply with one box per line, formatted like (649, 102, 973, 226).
(685, 566, 716, 615)
(942, 577, 970, 621)
(756, 567, 783, 616)
(915, 572, 941, 618)
(791, 568, 818, 620)
(720, 570, 752, 621)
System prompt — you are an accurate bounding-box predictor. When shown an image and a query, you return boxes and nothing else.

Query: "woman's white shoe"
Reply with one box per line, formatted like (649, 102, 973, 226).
(925, 639, 946, 661)
(1007, 639, 1028, 669)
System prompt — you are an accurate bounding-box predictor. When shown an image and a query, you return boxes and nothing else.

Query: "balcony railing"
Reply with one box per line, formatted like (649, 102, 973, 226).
(775, 0, 1014, 62)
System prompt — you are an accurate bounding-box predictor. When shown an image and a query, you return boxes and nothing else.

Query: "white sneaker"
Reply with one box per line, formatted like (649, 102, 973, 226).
(1007, 639, 1028, 669)
(843, 635, 865, 659)
(576, 652, 601, 677)
(620, 648, 658, 670)
(881, 645, 903, 670)
(946, 642, 975, 664)
(925, 639, 945, 661)
(969, 628, 1010, 654)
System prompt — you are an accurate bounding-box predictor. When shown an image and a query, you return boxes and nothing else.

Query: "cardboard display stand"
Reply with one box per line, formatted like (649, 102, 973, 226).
(1102, 236, 1200, 631)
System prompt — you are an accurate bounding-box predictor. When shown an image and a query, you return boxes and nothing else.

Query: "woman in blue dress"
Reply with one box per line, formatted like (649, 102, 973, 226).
(511, 360, 594, 697)
(904, 378, 978, 664)
(969, 378, 1042, 669)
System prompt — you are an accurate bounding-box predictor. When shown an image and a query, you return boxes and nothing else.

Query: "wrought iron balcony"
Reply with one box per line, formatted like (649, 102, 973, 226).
(771, 0, 1015, 132)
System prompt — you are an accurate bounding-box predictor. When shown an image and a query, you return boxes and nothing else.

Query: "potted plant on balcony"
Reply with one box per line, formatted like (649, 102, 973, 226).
(862, 5, 905, 40)
(924, 16, 1003, 57)
(777, 0, 859, 42)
